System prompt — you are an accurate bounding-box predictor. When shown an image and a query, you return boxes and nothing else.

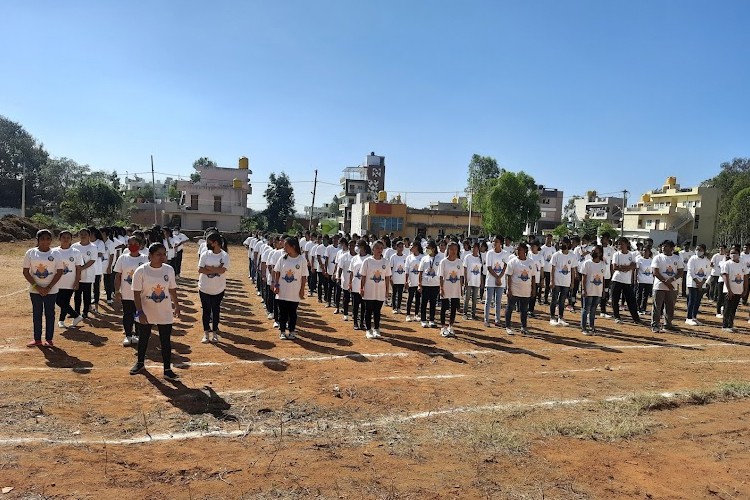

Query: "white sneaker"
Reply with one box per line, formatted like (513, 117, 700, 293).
(428, 321, 437, 328)
(201, 332, 210, 344)
(685, 319, 698, 326)
(122, 336, 132, 346)
(599, 313, 611, 319)
(267, 313, 274, 319)
(483, 321, 490, 327)
(421, 321, 428, 328)
(440, 327, 448, 336)
(550, 319, 559, 326)
(520, 327, 529, 335)
(130, 335, 139, 345)
(366, 329, 375, 339)
(211, 332, 219, 343)
(392, 308, 397, 314)
(57, 321, 67, 329)
(372, 329, 382, 339)
(71, 316, 84, 327)
(694, 320, 703, 326)
(506, 327, 514, 335)
(106, 299, 114, 305)
(91, 305, 98, 314)
(287, 331, 296, 340)
(343, 315, 349, 321)
(716, 314, 723, 318)
(279, 332, 288, 340)
(722, 327, 734, 333)
(557, 319, 569, 327)
(405, 315, 412, 322)
(273, 321, 279, 328)
(256, 291, 261, 296)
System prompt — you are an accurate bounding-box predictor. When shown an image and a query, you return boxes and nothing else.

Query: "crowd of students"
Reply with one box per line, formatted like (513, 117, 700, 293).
(21, 224, 750, 381)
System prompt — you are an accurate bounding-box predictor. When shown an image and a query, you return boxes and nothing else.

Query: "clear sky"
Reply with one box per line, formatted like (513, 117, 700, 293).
(2, 1, 749, 213)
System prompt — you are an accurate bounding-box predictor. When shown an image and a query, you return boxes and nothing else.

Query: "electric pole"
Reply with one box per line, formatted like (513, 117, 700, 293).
(621, 189, 629, 237)
(151, 155, 158, 226)
(309, 169, 318, 231)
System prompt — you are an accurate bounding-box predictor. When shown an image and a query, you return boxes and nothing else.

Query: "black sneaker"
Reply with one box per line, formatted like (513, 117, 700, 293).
(164, 369, 179, 381)
(129, 363, 145, 375)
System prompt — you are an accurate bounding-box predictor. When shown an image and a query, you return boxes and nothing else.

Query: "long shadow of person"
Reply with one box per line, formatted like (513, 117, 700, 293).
(40, 345, 93, 374)
(61, 328, 109, 347)
(143, 371, 237, 422)
(214, 341, 289, 372)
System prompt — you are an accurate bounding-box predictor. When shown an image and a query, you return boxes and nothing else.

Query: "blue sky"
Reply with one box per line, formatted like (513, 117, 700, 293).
(2, 1, 749, 212)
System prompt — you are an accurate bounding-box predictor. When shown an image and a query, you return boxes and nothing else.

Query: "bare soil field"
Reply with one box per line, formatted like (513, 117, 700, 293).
(0, 241, 749, 499)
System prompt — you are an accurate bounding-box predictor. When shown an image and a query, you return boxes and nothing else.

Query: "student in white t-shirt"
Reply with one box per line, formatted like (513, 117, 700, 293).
(389, 241, 408, 314)
(23, 229, 65, 347)
(580, 245, 607, 335)
(52, 230, 83, 330)
(462, 242, 483, 320)
(404, 241, 424, 322)
(100, 228, 117, 305)
(720, 246, 748, 332)
(540, 234, 556, 303)
(71, 228, 98, 321)
(171, 227, 188, 278)
(504, 243, 536, 336)
(484, 236, 509, 327)
(130, 242, 181, 381)
(685, 244, 710, 326)
(549, 240, 577, 326)
(635, 246, 654, 314)
(114, 234, 150, 346)
(438, 242, 464, 337)
(709, 245, 726, 303)
(348, 240, 371, 330)
(198, 233, 230, 344)
(741, 242, 750, 306)
(650, 240, 683, 332)
(360, 240, 392, 339)
(528, 240, 545, 317)
(679, 243, 694, 298)
(273, 236, 309, 340)
(89, 227, 105, 313)
(419, 240, 443, 328)
(336, 239, 356, 321)
(610, 237, 642, 325)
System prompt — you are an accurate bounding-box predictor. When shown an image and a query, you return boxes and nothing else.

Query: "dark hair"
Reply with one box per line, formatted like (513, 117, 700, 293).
(642, 245, 653, 258)
(36, 229, 53, 242)
(283, 236, 302, 258)
(517, 242, 528, 253)
(696, 244, 707, 252)
(88, 226, 103, 241)
(662, 240, 675, 248)
(591, 244, 603, 260)
(78, 228, 90, 237)
(148, 242, 166, 255)
(59, 230, 73, 239)
(426, 240, 438, 253)
(357, 239, 372, 255)
(600, 231, 611, 240)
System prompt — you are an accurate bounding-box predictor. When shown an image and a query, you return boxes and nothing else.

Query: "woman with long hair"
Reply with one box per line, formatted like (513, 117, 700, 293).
(130, 242, 181, 381)
(114, 235, 149, 346)
(273, 236, 308, 339)
(348, 239, 371, 330)
(438, 241, 464, 337)
(198, 232, 230, 344)
(404, 240, 424, 322)
(52, 230, 83, 329)
(360, 240, 392, 339)
(419, 240, 443, 328)
(23, 230, 64, 347)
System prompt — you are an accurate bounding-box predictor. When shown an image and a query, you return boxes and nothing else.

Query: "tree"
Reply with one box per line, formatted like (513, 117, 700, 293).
(60, 179, 124, 225)
(597, 222, 618, 237)
(703, 158, 750, 240)
(264, 172, 295, 233)
(0, 115, 49, 208)
(190, 172, 201, 183)
(579, 218, 603, 237)
(193, 157, 217, 170)
(167, 183, 181, 202)
(466, 154, 500, 211)
(726, 186, 750, 242)
(329, 195, 342, 217)
(37, 157, 90, 214)
(481, 170, 540, 240)
(552, 223, 570, 239)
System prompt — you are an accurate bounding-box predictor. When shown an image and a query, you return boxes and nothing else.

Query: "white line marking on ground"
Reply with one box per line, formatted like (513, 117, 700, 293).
(0, 288, 28, 299)
(536, 367, 624, 375)
(0, 391, 683, 446)
(691, 359, 750, 364)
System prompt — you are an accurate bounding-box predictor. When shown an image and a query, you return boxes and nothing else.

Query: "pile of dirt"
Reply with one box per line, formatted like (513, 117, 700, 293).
(0, 215, 41, 242)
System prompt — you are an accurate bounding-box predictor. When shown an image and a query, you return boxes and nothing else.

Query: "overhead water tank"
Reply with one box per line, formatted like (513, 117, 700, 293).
(238, 156, 249, 170)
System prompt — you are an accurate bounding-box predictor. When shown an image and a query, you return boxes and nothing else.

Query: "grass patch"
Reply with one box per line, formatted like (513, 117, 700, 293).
(717, 381, 750, 399)
(540, 405, 654, 442)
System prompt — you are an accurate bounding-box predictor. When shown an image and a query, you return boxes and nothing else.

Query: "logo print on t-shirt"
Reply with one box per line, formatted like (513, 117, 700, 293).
(643, 268, 652, 276)
(372, 271, 383, 283)
(125, 270, 135, 285)
(471, 265, 481, 275)
(149, 284, 167, 303)
(733, 274, 744, 284)
(447, 271, 459, 283)
(62, 262, 72, 275)
(519, 269, 530, 281)
(696, 268, 706, 278)
(395, 265, 405, 275)
(283, 270, 296, 283)
(560, 264, 570, 275)
(33, 264, 50, 279)
(592, 274, 603, 286)
(410, 265, 420, 275)
(426, 267, 437, 279)
(665, 265, 675, 277)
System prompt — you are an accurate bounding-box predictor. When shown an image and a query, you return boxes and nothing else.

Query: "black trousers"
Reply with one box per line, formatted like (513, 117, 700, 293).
(103, 273, 114, 301)
(137, 323, 172, 370)
(324, 275, 334, 305)
(342, 289, 351, 316)
(265, 285, 278, 320)
(122, 299, 137, 336)
(352, 292, 364, 327)
(334, 282, 342, 309)
(529, 283, 541, 313)
(174, 251, 183, 276)
(723, 294, 741, 328)
(308, 267, 317, 293)
(637, 283, 653, 311)
(600, 279, 612, 313)
(611, 281, 641, 322)
(440, 297, 460, 325)
(93, 275, 102, 303)
(199, 290, 225, 332)
(277, 299, 300, 333)
(364, 299, 384, 330)
(406, 286, 421, 316)
(56, 288, 77, 321)
(392, 284, 405, 310)
(421, 286, 439, 322)
(543, 271, 551, 302)
(74, 282, 92, 318)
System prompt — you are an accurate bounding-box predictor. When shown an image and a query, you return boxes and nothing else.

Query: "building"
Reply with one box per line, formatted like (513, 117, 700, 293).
(622, 176, 720, 247)
(161, 157, 251, 231)
(573, 191, 624, 227)
(350, 193, 408, 237)
(406, 206, 482, 239)
(303, 202, 337, 220)
(526, 185, 563, 235)
(123, 175, 174, 202)
(338, 152, 386, 233)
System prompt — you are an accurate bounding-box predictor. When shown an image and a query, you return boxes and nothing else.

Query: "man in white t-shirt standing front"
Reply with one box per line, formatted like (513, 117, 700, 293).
(650, 240, 684, 333)
(540, 234, 556, 304)
(679, 242, 694, 298)
(610, 237, 642, 325)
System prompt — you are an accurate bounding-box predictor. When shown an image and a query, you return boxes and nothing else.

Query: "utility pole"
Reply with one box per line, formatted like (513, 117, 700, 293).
(151, 155, 158, 226)
(309, 169, 318, 231)
(621, 189, 629, 237)
(467, 188, 473, 238)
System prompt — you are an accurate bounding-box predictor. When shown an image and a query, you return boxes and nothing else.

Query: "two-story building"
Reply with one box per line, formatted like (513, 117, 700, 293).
(526, 185, 564, 235)
(338, 152, 386, 234)
(573, 192, 624, 227)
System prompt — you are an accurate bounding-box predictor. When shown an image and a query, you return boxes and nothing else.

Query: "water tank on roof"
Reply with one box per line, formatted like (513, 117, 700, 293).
(233, 178, 242, 189)
(665, 176, 676, 187)
(378, 191, 387, 202)
(641, 194, 651, 203)
(238, 156, 249, 170)
(452, 195, 458, 204)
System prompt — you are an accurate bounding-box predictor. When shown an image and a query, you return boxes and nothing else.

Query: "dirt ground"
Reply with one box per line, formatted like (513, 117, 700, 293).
(1, 241, 749, 499)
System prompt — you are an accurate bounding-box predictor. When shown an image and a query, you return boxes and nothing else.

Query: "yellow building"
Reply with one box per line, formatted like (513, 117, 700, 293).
(622, 176, 719, 248)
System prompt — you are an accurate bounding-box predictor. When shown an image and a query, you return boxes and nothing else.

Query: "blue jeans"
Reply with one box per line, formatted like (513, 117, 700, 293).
(581, 296, 600, 330)
(30, 292, 57, 342)
(484, 287, 504, 323)
(686, 287, 704, 320)
(550, 285, 569, 319)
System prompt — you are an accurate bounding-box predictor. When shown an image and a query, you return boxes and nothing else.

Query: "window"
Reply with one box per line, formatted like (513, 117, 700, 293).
(190, 194, 198, 210)
(213, 196, 222, 212)
(370, 216, 404, 233)
(202, 220, 217, 230)
(694, 215, 700, 229)
(646, 219, 653, 228)
(655, 219, 660, 229)
(542, 198, 551, 205)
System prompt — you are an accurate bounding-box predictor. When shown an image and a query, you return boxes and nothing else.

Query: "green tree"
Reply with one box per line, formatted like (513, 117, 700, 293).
(167, 183, 181, 202)
(0, 115, 49, 208)
(597, 222, 618, 237)
(330, 195, 341, 217)
(481, 171, 540, 240)
(552, 223, 570, 239)
(466, 154, 500, 211)
(703, 158, 750, 239)
(37, 157, 90, 214)
(726, 186, 750, 241)
(60, 179, 124, 225)
(579, 218, 603, 237)
(193, 157, 217, 170)
(264, 172, 295, 233)
(190, 172, 201, 183)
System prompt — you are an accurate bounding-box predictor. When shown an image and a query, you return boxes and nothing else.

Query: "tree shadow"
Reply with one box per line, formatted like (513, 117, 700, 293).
(214, 341, 289, 371)
(143, 371, 238, 422)
(61, 328, 109, 347)
(39, 345, 93, 374)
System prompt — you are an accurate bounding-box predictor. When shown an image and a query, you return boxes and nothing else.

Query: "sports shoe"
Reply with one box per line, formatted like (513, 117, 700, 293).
(599, 313, 612, 319)
(130, 335, 139, 345)
(694, 320, 703, 326)
(520, 327, 529, 335)
(371, 329, 382, 339)
(722, 327, 734, 333)
(43, 340, 54, 347)
(57, 321, 67, 329)
(267, 313, 274, 320)
(123, 336, 132, 346)
(421, 321, 428, 328)
(334, 309, 340, 314)
(201, 332, 210, 344)
(211, 332, 219, 343)
(428, 321, 437, 328)
(483, 321, 490, 327)
(287, 331, 297, 340)
(557, 319, 569, 327)
(106, 299, 114, 305)
(273, 321, 279, 328)
(91, 305, 98, 314)
(163, 370, 179, 381)
(614, 318, 623, 324)
(257, 291, 261, 296)
(505, 328, 514, 336)
(129, 363, 145, 375)
(716, 314, 723, 318)
(581, 328, 589, 336)
(685, 319, 698, 326)
(71, 316, 84, 327)
(279, 332, 288, 340)
(441, 328, 453, 338)
(343, 315, 349, 321)
(365, 330, 375, 339)
(549, 319, 559, 326)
